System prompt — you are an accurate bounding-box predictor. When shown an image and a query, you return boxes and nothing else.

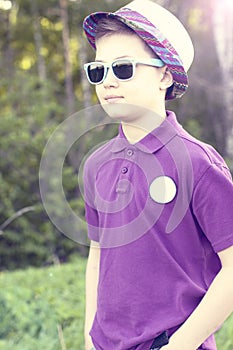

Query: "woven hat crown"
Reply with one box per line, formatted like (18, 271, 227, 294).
(126, 0, 194, 72)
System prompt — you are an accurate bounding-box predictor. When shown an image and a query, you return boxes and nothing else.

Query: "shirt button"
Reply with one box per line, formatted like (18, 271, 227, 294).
(127, 149, 134, 157)
(121, 167, 128, 174)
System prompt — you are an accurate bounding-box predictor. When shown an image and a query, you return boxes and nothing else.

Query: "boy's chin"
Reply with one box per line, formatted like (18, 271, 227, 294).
(100, 102, 148, 122)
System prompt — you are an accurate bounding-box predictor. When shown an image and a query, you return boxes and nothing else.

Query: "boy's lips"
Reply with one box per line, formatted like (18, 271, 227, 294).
(104, 95, 124, 103)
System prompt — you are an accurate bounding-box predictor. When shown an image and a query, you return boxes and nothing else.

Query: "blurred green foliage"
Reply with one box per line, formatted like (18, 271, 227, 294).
(0, 72, 87, 269)
(0, 259, 232, 350)
(0, 258, 86, 350)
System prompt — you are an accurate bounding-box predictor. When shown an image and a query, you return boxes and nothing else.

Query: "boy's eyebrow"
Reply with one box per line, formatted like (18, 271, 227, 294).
(94, 55, 132, 62)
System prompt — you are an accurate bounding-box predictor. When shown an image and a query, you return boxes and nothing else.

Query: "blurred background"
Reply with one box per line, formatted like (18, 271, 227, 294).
(0, 0, 232, 271)
(0, 0, 232, 348)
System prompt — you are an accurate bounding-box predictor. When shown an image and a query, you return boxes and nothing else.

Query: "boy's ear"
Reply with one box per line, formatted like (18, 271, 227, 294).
(160, 67, 173, 90)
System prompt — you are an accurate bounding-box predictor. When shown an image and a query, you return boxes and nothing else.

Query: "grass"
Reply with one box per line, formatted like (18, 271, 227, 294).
(0, 258, 232, 349)
(0, 258, 86, 350)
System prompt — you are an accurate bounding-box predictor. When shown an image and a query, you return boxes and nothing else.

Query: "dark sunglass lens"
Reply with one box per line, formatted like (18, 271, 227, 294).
(88, 64, 104, 83)
(113, 61, 133, 80)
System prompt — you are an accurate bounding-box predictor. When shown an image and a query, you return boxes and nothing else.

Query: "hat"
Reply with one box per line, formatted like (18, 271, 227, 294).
(83, 0, 194, 100)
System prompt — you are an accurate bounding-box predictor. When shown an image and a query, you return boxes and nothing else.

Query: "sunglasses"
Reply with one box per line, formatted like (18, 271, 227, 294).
(84, 58, 165, 85)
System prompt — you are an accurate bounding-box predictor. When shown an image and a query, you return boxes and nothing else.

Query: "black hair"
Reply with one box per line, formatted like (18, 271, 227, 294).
(95, 17, 158, 58)
(96, 17, 136, 40)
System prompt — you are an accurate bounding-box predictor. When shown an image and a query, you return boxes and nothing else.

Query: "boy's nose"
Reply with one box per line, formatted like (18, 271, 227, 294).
(103, 68, 119, 88)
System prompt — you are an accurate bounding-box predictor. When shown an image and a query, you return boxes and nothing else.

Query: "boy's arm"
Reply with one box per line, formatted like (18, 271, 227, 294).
(162, 244, 233, 350)
(84, 241, 100, 350)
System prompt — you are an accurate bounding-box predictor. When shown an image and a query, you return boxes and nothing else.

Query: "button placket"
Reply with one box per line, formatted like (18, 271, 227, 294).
(119, 147, 137, 177)
(121, 167, 128, 174)
(126, 149, 134, 157)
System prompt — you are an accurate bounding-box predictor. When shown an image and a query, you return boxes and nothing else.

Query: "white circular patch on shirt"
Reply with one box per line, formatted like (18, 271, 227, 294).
(149, 176, 177, 204)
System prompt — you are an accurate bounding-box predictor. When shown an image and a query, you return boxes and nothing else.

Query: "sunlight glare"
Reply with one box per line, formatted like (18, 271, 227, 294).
(0, 0, 12, 11)
(221, 0, 233, 10)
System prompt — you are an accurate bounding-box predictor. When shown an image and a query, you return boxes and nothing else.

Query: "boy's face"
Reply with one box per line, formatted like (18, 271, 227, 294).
(95, 33, 167, 121)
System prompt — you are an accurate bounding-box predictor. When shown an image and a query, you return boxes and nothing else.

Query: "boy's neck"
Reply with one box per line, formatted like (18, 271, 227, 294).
(122, 109, 167, 144)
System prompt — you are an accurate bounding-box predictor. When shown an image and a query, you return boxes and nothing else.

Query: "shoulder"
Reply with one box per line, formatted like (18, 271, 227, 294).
(175, 127, 231, 182)
(166, 111, 230, 180)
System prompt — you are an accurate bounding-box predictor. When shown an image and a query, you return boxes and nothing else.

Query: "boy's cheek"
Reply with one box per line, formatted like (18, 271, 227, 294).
(95, 86, 103, 102)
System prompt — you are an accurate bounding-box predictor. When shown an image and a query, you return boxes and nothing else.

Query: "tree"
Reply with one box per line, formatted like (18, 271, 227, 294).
(29, 0, 47, 82)
(212, 0, 233, 167)
(59, 0, 75, 115)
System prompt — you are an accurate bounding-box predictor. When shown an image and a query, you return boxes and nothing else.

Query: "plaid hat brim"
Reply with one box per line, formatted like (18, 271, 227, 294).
(83, 8, 189, 100)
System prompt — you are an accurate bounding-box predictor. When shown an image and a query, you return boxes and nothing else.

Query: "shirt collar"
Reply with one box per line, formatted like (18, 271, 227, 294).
(111, 110, 182, 154)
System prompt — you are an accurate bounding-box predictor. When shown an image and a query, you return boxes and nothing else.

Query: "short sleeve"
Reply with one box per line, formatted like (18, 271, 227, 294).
(83, 159, 100, 242)
(193, 164, 233, 252)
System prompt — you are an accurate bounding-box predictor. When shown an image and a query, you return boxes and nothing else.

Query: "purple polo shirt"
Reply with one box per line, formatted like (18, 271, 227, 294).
(84, 111, 233, 350)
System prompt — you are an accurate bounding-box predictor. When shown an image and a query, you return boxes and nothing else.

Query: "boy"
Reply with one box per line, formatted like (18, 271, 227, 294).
(82, 1, 233, 349)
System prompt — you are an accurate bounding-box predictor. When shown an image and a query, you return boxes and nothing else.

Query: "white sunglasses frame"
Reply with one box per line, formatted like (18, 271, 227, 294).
(84, 58, 165, 85)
